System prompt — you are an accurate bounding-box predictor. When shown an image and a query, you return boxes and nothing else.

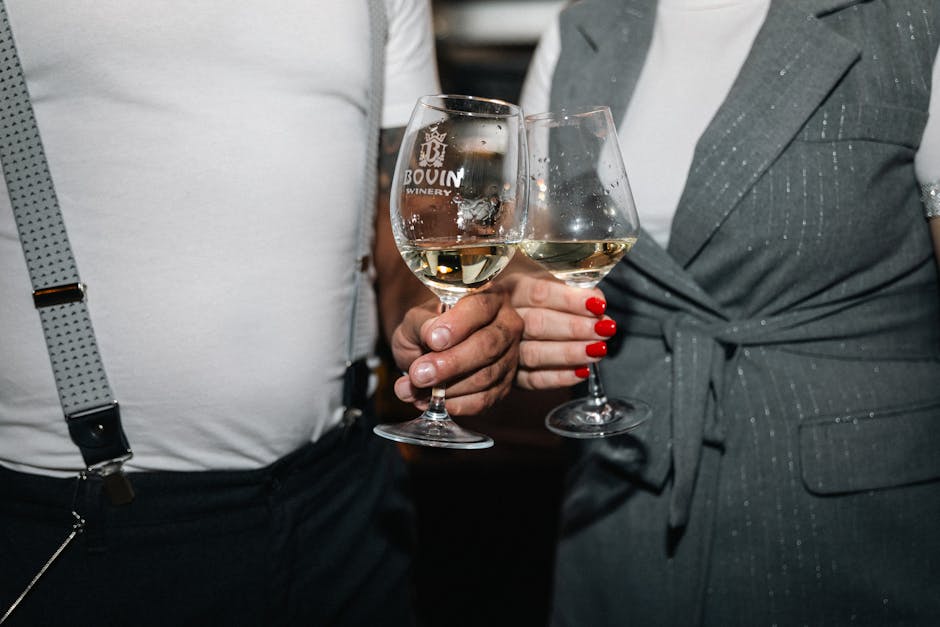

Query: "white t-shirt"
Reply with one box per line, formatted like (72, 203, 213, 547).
(521, 0, 940, 247)
(0, 0, 440, 475)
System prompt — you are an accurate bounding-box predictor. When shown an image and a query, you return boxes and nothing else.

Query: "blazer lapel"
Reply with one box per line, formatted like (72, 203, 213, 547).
(549, 0, 656, 124)
(667, 0, 862, 267)
(551, 0, 721, 314)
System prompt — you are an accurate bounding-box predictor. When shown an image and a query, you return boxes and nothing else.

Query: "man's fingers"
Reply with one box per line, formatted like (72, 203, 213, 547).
(389, 290, 504, 371)
(419, 290, 505, 351)
(395, 360, 518, 416)
(445, 362, 517, 415)
(408, 309, 521, 389)
(390, 299, 440, 370)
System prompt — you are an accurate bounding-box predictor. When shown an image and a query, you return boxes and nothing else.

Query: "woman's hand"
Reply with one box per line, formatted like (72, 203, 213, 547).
(501, 267, 616, 390)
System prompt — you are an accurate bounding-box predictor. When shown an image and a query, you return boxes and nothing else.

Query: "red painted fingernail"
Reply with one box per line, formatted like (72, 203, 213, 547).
(595, 319, 617, 337)
(586, 341, 607, 358)
(574, 366, 590, 378)
(585, 297, 606, 316)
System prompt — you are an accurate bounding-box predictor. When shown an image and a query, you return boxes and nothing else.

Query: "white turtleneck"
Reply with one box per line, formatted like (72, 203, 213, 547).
(521, 1, 940, 247)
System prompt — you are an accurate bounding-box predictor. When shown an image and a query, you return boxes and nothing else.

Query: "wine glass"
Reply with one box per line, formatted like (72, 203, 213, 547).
(521, 105, 651, 438)
(373, 94, 527, 449)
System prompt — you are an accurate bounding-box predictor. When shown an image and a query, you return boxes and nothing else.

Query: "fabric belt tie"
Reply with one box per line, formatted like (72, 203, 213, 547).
(637, 290, 939, 530)
(660, 311, 795, 528)
(660, 310, 819, 528)
(661, 312, 729, 529)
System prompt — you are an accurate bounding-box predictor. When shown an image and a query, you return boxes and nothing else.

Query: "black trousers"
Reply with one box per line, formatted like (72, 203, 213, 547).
(0, 415, 416, 627)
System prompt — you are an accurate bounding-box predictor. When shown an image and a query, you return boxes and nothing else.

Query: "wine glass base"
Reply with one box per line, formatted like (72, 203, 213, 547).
(373, 415, 494, 450)
(545, 396, 651, 439)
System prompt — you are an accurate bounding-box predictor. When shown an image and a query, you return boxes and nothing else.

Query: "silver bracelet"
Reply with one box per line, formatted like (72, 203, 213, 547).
(923, 181, 940, 218)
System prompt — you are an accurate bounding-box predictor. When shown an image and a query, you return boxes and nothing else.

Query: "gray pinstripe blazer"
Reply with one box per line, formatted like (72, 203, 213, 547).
(547, 1, 940, 625)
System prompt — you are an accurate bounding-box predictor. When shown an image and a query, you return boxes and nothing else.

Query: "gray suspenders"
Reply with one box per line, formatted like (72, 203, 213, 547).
(0, 0, 386, 496)
(344, 0, 387, 419)
(1, 4, 388, 620)
(0, 2, 133, 504)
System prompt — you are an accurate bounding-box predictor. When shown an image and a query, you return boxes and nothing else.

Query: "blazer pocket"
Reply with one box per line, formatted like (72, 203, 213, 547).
(796, 103, 927, 149)
(799, 399, 940, 495)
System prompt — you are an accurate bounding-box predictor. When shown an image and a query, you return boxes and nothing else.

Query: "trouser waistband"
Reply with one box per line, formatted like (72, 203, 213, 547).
(0, 415, 369, 530)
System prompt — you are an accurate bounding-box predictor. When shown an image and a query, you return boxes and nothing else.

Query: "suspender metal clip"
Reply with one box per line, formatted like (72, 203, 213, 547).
(92, 460, 135, 506)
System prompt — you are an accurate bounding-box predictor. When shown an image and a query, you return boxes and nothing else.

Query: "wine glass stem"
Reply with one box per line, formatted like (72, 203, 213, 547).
(424, 299, 455, 420)
(586, 362, 609, 408)
(426, 386, 448, 419)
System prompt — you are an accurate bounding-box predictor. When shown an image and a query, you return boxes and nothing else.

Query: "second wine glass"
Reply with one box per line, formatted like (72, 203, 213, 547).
(373, 94, 527, 449)
(522, 105, 651, 438)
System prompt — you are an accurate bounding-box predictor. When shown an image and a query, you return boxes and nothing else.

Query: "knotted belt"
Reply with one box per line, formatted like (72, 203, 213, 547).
(625, 285, 939, 529)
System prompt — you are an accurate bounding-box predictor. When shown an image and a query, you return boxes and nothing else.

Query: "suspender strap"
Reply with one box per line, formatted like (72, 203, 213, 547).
(0, 2, 133, 502)
(343, 0, 387, 416)
(1, 0, 383, 477)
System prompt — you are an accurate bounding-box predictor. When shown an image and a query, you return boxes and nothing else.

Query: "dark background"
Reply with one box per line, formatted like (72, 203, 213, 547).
(380, 3, 571, 625)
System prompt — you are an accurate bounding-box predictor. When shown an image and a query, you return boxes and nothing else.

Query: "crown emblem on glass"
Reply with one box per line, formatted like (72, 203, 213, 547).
(418, 125, 448, 168)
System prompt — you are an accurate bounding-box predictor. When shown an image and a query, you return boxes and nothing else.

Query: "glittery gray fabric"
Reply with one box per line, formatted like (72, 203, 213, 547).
(548, 0, 940, 624)
(923, 180, 940, 217)
(0, 2, 115, 417)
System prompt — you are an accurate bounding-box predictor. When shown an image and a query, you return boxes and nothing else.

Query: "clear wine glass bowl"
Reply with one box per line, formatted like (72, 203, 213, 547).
(373, 94, 527, 449)
(522, 105, 651, 438)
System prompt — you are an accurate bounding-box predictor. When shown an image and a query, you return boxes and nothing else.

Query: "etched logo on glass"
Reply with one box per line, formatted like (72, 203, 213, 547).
(404, 124, 464, 195)
(418, 125, 447, 168)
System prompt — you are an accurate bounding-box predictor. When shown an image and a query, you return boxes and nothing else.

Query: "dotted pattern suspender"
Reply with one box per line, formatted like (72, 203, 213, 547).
(342, 0, 386, 416)
(0, 1, 385, 467)
(0, 1, 132, 482)
(347, 0, 386, 366)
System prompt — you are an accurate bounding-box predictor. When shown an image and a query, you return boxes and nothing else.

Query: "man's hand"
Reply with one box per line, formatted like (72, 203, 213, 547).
(390, 286, 524, 415)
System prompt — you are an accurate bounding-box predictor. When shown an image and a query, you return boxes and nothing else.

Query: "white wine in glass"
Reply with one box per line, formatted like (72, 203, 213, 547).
(519, 239, 637, 288)
(373, 94, 527, 449)
(399, 241, 516, 303)
(522, 106, 651, 438)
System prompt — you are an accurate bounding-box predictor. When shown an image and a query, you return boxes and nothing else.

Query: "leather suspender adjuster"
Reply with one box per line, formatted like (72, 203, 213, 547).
(66, 402, 135, 505)
(341, 358, 371, 425)
(32, 282, 86, 308)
